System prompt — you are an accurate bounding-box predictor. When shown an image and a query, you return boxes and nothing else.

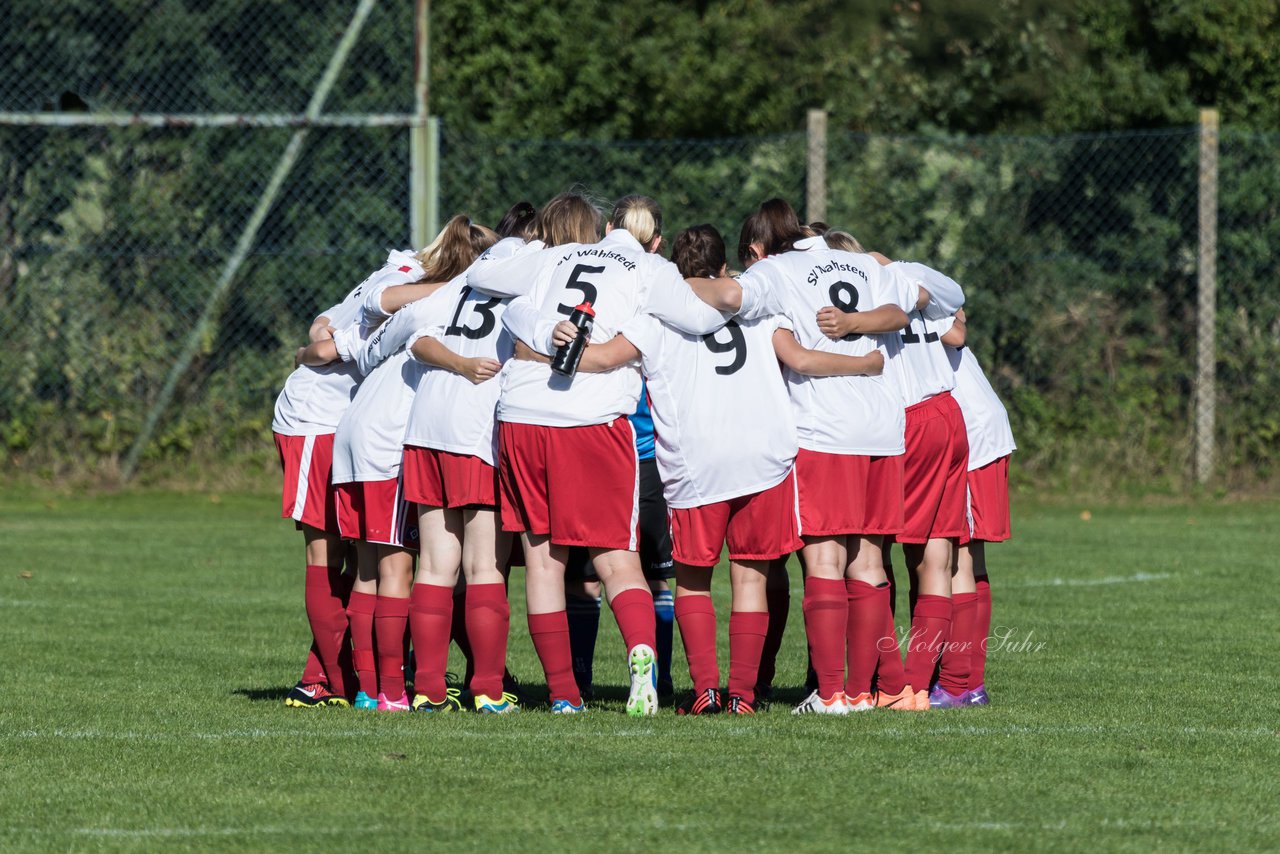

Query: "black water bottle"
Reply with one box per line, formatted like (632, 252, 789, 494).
(550, 302, 596, 377)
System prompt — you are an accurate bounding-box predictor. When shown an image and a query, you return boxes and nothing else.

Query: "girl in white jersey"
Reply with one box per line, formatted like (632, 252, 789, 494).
(482, 194, 739, 715)
(558, 224, 887, 715)
(929, 310, 1014, 707)
(272, 250, 428, 708)
(818, 253, 969, 711)
(398, 202, 537, 714)
(723, 200, 924, 715)
(328, 216, 497, 711)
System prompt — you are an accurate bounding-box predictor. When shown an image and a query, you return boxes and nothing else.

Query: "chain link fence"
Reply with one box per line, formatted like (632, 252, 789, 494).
(2, 3, 1277, 490)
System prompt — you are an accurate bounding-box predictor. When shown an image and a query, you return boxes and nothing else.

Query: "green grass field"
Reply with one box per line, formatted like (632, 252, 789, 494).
(2, 490, 1277, 851)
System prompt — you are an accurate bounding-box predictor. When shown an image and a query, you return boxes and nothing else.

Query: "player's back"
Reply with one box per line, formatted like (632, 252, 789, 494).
(498, 231, 653, 427)
(624, 313, 796, 508)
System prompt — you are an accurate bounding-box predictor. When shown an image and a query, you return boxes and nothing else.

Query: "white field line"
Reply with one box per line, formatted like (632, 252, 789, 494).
(4, 723, 1274, 741)
(1009, 571, 1174, 587)
(72, 826, 383, 838)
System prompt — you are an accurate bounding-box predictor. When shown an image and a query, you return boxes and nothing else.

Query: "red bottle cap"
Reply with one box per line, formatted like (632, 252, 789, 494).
(574, 302, 595, 317)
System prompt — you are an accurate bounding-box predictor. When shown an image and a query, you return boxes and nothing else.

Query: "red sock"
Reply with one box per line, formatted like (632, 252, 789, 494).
(466, 583, 510, 700)
(609, 587, 657, 652)
(374, 595, 411, 699)
(300, 644, 326, 685)
(528, 611, 580, 705)
(304, 564, 350, 696)
(802, 577, 848, 699)
(757, 583, 790, 689)
(937, 592, 976, 695)
(451, 588, 476, 687)
(972, 578, 992, 689)
(346, 591, 378, 698)
(904, 593, 952, 691)
(728, 610, 768, 703)
(675, 595, 719, 693)
(844, 580, 884, 698)
(408, 584, 453, 702)
(872, 583, 907, 694)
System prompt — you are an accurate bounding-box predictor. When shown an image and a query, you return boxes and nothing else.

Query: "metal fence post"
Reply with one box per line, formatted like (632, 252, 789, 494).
(806, 108, 828, 224)
(410, 0, 431, 248)
(1195, 108, 1219, 484)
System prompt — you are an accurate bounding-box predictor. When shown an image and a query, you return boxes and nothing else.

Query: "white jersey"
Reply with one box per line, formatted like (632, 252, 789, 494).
(621, 313, 797, 508)
(330, 283, 455, 484)
(495, 229, 732, 428)
(935, 317, 1016, 469)
(271, 251, 424, 436)
(737, 239, 916, 456)
(879, 261, 965, 407)
(402, 239, 526, 465)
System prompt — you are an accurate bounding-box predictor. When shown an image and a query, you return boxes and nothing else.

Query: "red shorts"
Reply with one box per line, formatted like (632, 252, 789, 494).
(273, 432, 340, 535)
(900, 391, 969, 544)
(497, 418, 639, 550)
(669, 471, 802, 566)
(402, 445, 498, 509)
(967, 455, 1011, 543)
(335, 477, 419, 550)
(795, 449, 904, 537)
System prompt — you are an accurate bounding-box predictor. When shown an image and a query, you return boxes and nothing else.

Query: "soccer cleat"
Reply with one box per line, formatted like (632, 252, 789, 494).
(624, 644, 659, 717)
(675, 688, 723, 716)
(474, 692, 521, 714)
(412, 688, 463, 713)
(725, 695, 756, 715)
(376, 692, 411, 712)
(284, 682, 349, 708)
(929, 685, 969, 709)
(845, 692, 875, 712)
(657, 677, 675, 699)
(353, 691, 378, 711)
(550, 698, 585, 714)
(965, 684, 990, 706)
(754, 683, 776, 706)
(874, 685, 917, 711)
(792, 690, 849, 715)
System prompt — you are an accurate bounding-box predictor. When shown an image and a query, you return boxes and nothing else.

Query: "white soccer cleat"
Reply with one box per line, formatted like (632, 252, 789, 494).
(625, 644, 659, 717)
(792, 689, 849, 715)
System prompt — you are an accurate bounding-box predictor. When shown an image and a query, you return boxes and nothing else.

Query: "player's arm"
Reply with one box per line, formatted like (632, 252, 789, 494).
(814, 303, 910, 341)
(684, 276, 743, 313)
(513, 328, 640, 373)
(378, 281, 446, 315)
(940, 310, 966, 348)
(307, 315, 337, 343)
(410, 336, 501, 385)
(772, 329, 884, 377)
(294, 338, 340, 368)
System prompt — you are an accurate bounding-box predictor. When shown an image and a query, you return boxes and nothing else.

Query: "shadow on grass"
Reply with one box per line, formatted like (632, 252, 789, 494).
(233, 686, 291, 702)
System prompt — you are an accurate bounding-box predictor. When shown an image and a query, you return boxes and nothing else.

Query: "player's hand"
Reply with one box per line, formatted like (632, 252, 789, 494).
(817, 306, 859, 340)
(513, 340, 551, 364)
(294, 346, 306, 368)
(551, 320, 578, 348)
(459, 357, 502, 384)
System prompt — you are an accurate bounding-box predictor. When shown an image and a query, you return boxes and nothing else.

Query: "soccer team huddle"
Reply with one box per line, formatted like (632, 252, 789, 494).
(271, 192, 1016, 716)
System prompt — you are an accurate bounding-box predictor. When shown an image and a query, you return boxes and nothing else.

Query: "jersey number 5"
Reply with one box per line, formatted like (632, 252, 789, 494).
(445, 287, 502, 340)
(556, 264, 603, 315)
(702, 320, 747, 375)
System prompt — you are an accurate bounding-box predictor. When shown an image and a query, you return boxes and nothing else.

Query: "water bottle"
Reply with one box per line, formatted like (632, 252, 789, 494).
(550, 302, 596, 376)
